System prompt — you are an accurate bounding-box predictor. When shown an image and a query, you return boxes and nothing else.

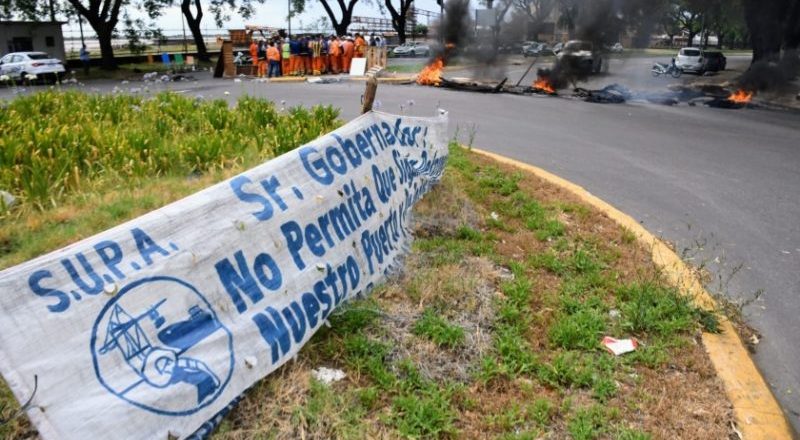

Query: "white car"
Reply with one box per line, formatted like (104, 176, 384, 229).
(0, 51, 66, 82)
(392, 42, 430, 57)
(675, 47, 703, 73)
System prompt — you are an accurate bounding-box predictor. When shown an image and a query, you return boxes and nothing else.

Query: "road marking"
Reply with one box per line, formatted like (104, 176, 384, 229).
(470, 146, 794, 440)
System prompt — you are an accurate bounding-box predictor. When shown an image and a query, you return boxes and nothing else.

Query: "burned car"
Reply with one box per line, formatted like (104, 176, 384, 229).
(556, 40, 604, 74)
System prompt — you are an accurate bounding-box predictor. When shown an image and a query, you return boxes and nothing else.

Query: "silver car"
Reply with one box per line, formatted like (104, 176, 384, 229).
(675, 47, 704, 73)
(0, 51, 66, 82)
(392, 42, 431, 57)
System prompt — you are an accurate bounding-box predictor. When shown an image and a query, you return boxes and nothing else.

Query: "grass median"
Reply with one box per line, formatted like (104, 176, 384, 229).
(0, 91, 734, 439)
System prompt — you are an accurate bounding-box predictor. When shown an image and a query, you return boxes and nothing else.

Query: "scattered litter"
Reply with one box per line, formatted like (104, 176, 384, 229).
(159, 74, 171, 83)
(311, 367, 346, 384)
(780, 250, 791, 254)
(307, 76, 341, 84)
(223, 91, 230, 96)
(244, 356, 258, 369)
(0, 190, 16, 208)
(490, 211, 500, 221)
(749, 334, 760, 346)
(601, 336, 638, 355)
(234, 78, 242, 83)
(608, 309, 621, 319)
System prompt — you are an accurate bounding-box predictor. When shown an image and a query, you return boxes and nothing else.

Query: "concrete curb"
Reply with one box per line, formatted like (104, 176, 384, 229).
(469, 146, 794, 440)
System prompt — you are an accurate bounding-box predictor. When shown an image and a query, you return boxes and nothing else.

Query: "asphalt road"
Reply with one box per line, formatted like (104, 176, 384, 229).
(2, 55, 799, 430)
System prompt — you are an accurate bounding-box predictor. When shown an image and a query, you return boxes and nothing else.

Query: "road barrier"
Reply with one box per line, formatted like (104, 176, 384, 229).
(0, 111, 448, 439)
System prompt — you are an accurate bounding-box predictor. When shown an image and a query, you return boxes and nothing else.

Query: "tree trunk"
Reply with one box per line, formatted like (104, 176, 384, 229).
(743, 0, 786, 63)
(182, 0, 209, 61)
(96, 26, 117, 70)
(397, 21, 407, 44)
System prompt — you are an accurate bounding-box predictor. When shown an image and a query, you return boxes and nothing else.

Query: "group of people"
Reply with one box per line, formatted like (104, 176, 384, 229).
(243, 33, 385, 78)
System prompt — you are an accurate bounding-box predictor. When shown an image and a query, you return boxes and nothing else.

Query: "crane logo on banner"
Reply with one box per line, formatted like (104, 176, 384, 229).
(90, 277, 235, 415)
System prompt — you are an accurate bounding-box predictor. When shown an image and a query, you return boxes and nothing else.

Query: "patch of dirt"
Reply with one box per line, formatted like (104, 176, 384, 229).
(377, 256, 504, 383)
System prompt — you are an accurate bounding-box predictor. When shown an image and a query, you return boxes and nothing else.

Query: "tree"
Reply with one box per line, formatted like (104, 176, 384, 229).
(317, 0, 359, 35)
(513, 0, 555, 40)
(384, 0, 414, 44)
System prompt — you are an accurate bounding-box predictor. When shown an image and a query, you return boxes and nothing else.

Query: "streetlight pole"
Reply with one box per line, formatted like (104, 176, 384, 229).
(181, 13, 188, 54)
(288, 0, 292, 37)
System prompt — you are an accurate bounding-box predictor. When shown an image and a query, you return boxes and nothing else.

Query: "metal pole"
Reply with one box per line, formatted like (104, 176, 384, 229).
(78, 11, 85, 46)
(182, 14, 188, 54)
(288, 0, 292, 36)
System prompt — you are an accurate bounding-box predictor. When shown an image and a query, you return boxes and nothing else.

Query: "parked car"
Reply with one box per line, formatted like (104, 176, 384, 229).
(523, 43, 555, 57)
(392, 42, 430, 57)
(609, 42, 624, 53)
(499, 41, 524, 54)
(556, 40, 604, 73)
(520, 41, 540, 53)
(0, 51, 65, 83)
(551, 42, 564, 54)
(701, 50, 727, 72)
(675, 47, 704, 73)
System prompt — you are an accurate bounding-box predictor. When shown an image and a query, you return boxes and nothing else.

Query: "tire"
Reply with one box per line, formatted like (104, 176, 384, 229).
(17, 72, 27, 85)
(652, 70, 661, 77)
(671, 68, 682, 78)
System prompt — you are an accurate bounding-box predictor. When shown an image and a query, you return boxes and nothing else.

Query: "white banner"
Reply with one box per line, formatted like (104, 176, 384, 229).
(0, 111, 448, 439)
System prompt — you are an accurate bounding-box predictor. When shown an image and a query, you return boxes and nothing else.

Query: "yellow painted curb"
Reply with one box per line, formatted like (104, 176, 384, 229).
(469, 147, 794, 440)
(268, 76, 307, 83)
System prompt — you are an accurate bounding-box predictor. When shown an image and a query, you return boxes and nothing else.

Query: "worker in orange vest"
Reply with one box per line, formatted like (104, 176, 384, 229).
(267, 41, 281, 77)
(258, 40, 269, 77)
(329, 36, 341, 74)
(341, 37, 354, 73)
(354, 33, 366, 58)
(309, 36, 322, 75)
(249, 39, 258, 75)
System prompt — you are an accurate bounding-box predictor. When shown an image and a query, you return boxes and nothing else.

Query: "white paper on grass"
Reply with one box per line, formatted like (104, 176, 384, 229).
(0, 110, 448, 439)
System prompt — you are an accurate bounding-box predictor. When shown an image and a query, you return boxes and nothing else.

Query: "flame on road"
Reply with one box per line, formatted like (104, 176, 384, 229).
(417, 58, 444, 86)
(728, 89, 754, 104)
(533, 78, 556, 94)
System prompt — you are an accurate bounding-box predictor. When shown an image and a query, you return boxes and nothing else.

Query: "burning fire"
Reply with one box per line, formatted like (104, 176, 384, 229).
(728, 89, 754, 104)
(533, 78, 556, 94)
(417, 58, 444, 86)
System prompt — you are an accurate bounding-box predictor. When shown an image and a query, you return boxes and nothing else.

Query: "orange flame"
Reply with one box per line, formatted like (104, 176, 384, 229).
(417, 57, 444, 86)
(728, 89, 753, 104)
(533, 78, 556, 94)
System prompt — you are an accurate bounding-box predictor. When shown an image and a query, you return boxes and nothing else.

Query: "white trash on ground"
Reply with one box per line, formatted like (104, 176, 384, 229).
(601, 336, 638, 356)
(312, 367, 346, 384)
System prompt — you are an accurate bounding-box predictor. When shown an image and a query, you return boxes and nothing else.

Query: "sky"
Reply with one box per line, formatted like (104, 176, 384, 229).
(61, 0, 451, 37)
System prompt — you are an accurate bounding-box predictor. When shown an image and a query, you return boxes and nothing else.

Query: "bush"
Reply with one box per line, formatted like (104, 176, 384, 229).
(0, 91, 339, 209)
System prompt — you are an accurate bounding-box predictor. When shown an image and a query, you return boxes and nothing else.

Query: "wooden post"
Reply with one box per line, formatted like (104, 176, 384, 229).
(361, 76, 378, 114)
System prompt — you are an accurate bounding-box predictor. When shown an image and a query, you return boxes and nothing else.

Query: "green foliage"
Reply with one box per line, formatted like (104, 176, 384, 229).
(617, 282, 699, 337)
(567, 405, 611, 440)
(549, 308, 607, 350)
(478, 166, 521, 197)
(616, 427, 652, 440)
(0, 91, 339, 209)
(537, 351, 614, 393)
(391, 386, 457, 438)
(413, 308, 466, 348)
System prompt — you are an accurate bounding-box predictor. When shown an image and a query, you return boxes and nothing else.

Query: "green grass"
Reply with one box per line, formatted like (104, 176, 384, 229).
(385, 62, 426, 73)
(413, 308, 466, 348)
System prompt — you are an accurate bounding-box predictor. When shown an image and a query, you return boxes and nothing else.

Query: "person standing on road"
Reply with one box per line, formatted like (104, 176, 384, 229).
(281, 38, 291, 76)
(354, 33, 366, 58)
(309, 36, 321, 75)
(319, 35, 329, 74)
(249, 39, 259, 75)
(299, 36, 311, 75)
(329, 36, 341, 74)
(267, 42, 281, 78)
(257, 39, 268, 77)
(341, 37, 354, 73)
(79, 44, 90, 75)
(289, 36, 300, 76)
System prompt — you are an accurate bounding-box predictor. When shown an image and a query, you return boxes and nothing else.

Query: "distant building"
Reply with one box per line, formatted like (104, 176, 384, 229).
(0, 21, 66, 60)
